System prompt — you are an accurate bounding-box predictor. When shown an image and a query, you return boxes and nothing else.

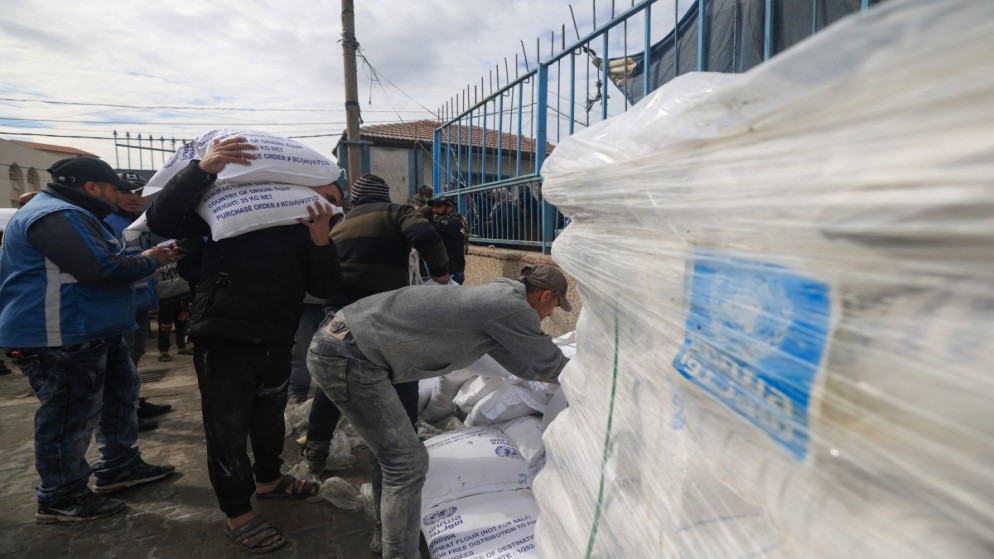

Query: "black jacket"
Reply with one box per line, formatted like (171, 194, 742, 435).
(432, 212, 468, 274)
(146, 162, 342, 345)
(325, 200, 447, 308)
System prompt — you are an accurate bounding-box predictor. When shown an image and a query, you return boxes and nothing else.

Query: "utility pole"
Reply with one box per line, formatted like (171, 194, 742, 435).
(341, 0, 362, 189)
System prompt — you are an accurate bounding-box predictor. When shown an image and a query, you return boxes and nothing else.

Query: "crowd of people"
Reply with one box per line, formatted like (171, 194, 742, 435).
(0, 139, 571, 558)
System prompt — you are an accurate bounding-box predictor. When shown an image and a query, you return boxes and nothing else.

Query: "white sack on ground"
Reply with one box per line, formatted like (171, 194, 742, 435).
(422, 342, 565, 424)
(536, 0, 994, 557)
(421, 490, 539, 559)
(493, 415, 546, 465)
(144, 128, 341, 195)
(422, 356, 512, 423)
(464, 384, 549, 427)
(420, 370, 474, 424)
(421, 427, 531, 511)
(452, 376, 510, 416)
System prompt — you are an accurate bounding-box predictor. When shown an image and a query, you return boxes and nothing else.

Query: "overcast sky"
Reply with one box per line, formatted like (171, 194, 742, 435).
(0, 0, 684, 170)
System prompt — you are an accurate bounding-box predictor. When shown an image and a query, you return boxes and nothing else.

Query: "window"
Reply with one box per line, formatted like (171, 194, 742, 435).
(9, 163, 24, 206)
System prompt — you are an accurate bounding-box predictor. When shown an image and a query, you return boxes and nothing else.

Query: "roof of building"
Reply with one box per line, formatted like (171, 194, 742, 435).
(345, 119, 552, 155)
(8, 140, 98, 157)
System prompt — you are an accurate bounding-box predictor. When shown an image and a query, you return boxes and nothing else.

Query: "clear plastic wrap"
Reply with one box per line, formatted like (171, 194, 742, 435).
(535, 0, 994, 557)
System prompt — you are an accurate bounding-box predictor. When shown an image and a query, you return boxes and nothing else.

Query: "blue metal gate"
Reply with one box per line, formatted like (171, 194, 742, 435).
(432, 0, 881, 253)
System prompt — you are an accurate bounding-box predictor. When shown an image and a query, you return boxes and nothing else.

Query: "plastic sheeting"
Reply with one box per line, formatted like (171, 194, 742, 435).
(537, 0, 994, 557)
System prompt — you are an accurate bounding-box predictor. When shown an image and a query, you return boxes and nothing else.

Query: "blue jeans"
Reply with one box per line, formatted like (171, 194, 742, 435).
(308, 324, 428, 559)
(288, 303, 325, 400)
(122, 311, 149, 366)
(16, 335, 142, 506)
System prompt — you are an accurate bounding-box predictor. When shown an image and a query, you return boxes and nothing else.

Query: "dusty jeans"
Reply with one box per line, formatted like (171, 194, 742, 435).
(308, 320, 428, 559)
(16, 335, 142, 506)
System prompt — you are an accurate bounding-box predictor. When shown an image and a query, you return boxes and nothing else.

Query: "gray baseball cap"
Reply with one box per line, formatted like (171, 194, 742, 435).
(520, 264, 572, 311)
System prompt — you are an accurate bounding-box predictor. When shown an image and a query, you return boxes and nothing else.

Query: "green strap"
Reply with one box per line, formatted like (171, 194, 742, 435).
(584, 313, 621, 558)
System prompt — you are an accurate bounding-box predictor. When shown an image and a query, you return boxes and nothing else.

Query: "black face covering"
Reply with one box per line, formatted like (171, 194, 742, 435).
(44, 183, 117, 219)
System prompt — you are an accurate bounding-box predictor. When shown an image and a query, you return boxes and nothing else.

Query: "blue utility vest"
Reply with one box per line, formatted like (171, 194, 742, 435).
(0, 193, 136, 348)
(104, 212, 159, 313)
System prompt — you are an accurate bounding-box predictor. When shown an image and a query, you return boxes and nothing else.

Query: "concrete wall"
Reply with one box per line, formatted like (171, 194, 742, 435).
(462, 246, 578, 337)
(368, 146, 414, 203)
(0, 140, 66, 208)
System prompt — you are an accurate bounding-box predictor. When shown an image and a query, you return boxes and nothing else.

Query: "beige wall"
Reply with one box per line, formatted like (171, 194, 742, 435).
(368, 146, 413, 203)
(462, 246, 578, 337)
(0, 140, 69, 208)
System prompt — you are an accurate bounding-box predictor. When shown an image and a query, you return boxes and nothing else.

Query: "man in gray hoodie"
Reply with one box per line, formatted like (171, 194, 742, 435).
(307, 264, 571, 558)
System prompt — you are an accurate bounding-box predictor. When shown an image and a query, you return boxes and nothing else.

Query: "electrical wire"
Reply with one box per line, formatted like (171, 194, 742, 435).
(355, 48, 440, 118)
(0, 97, 344, 113)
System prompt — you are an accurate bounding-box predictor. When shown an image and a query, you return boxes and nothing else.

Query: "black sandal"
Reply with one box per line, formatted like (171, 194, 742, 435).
(256, 473, 320, 500)
(225, 516, 286, 554)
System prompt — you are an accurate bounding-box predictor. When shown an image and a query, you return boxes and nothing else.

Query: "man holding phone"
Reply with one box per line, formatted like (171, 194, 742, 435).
(0, 157, 178, 523)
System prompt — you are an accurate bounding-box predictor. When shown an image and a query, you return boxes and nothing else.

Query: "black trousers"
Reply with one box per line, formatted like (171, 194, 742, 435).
(193, 337, 290, 518)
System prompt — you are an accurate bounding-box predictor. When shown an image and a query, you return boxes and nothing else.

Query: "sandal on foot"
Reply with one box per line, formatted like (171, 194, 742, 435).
(256, 473, 319, 500)
(225, 516, 286, 554)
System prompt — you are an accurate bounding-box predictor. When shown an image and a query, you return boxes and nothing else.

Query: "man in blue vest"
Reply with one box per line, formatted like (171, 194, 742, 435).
(104, 171, 174, 432)
(0, 156, 178, 523)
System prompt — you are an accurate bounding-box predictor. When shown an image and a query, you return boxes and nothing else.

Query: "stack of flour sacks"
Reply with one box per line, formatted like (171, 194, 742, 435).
(415, 333, 576, 559)
(125, 128, 342, 241)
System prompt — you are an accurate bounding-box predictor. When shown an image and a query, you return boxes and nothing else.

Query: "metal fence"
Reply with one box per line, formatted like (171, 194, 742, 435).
(112, 131, 192, 176)
(432, 0, 881, 253)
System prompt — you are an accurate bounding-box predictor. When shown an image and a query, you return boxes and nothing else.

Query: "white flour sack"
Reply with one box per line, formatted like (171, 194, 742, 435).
(421, 490, 540, 559)
(196, 181, 341, 241)
(421, 427, 532, 511)
(144, 129, 341, 194)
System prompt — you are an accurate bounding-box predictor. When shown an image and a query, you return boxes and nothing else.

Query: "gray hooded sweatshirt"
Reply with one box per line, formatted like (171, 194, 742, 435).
(343, 278, 568, 383)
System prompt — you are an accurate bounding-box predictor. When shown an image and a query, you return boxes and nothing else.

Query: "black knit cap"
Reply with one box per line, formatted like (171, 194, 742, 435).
(351, 173, 391, 204)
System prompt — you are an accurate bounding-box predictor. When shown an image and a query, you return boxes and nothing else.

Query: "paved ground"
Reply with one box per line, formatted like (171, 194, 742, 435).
(0, 339, 380, 559)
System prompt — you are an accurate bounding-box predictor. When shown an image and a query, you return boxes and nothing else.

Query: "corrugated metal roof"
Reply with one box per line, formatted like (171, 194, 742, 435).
(8, 140, 98, 157)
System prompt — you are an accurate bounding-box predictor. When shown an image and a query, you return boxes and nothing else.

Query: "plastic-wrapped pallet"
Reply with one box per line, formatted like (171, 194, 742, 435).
(535, 0, 994, 557)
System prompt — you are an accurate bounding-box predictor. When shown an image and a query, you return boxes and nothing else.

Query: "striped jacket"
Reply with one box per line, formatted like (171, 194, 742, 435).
(326, 201, 448, 307)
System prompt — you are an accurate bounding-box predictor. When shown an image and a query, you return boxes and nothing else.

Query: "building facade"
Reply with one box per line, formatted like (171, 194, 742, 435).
(334, 120, 543, 203)
(0, 139, 99, 208)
